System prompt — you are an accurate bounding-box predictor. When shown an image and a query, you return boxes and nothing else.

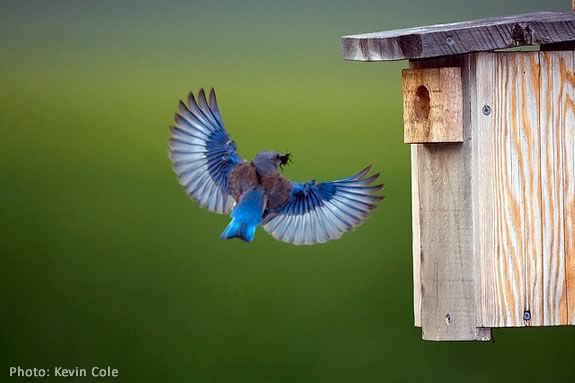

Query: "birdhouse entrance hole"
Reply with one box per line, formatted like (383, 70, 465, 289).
(414, 86, 430, 120)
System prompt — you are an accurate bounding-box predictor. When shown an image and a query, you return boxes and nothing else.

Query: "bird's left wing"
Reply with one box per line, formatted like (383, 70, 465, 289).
(262, 166, 383, 245)
(169, 89, 243, 214)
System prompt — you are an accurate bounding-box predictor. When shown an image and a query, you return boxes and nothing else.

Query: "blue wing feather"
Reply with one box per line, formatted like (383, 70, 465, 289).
(262, 166, 383, 245)
(169, 88, 242, 214)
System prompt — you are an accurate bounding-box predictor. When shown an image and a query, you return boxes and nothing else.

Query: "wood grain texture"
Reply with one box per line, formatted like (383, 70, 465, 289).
(408, 51, 575, 333)
(342, 12, 575, 61)
(415, 142, 478, 340)
(563, 59, 575, 325)
(476, 52, 542, 327)
(411, 57, 489, 341)
(411, 146, 421, 327)
(540, 51, 572, 325)
(471, 52, 497, 328)
(518, 53, 543, 327)
(402, 67, 463, 143)
(472, 51, 575, 327)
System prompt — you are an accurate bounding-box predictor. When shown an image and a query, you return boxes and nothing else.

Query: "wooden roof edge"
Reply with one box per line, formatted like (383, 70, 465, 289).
(342, 11, 575, 61)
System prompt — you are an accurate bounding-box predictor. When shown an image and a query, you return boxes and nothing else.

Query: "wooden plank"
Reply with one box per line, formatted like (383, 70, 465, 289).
(485, 52, 525, 327)
(411, 57, 489, 341)
(416, 142, 478, 340)
(519, 53, 543, 327)
(342, 12, 575, 61)
(563, 57, 575, 325)
(465, 53, 492, 341)
(402, 67, 463, 143)
(411, 146, 421, 327)
(475, 52, 542, 327)
(470, 52, 497, 328)
(540, 51, 571, 325)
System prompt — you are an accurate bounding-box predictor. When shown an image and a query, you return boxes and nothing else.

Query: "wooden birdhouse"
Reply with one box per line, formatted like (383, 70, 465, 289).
(342, 10, 575, 341)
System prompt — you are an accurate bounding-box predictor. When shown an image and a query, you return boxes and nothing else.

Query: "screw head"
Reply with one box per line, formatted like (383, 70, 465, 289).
(482, 105, 491, 115)
(446, 36, 455, 46)
(523, 310, 531, 321)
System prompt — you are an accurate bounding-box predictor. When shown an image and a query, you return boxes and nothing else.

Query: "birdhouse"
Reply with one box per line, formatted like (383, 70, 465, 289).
(342, 11, 575, 341)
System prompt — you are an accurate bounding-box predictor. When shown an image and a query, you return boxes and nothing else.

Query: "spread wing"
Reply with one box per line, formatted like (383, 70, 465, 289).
(169, 88, 243, 214)
(262, 166, 383, 245)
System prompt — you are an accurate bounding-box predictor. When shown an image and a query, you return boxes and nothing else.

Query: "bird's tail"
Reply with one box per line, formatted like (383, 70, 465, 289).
(220, 218, 258, 242)
(220, 188, 265, 243)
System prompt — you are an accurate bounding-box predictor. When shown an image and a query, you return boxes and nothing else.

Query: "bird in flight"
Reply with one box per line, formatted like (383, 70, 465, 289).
(169, 89, 383, 245)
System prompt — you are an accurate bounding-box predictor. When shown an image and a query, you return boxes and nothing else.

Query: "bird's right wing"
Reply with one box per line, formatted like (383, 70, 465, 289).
(261, 166, 383, 245)
(169, 88, 243, 214)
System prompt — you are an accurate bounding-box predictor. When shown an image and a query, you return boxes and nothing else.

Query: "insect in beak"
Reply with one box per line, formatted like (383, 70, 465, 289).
(278, 152, 292, 171)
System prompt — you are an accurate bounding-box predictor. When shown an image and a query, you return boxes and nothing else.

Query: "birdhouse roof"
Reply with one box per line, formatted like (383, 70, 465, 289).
(342, 11, 575, 61)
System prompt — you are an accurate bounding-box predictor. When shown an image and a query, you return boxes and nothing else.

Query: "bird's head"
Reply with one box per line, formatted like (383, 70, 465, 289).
(253, 151, 292, 176)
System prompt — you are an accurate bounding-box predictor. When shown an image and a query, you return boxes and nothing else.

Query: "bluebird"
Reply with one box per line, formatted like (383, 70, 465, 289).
(169, 89, 383, 245)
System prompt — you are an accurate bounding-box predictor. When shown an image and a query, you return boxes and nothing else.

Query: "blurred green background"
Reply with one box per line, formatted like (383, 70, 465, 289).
(1, 1, 574, 382)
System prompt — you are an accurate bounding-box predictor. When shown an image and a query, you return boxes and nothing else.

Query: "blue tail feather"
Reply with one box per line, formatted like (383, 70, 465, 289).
(220, 218, 257, 242)
(221, 188, 264, 243)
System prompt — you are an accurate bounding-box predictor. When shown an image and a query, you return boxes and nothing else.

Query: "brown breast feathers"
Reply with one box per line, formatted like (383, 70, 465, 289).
(228, 162, 259, 202)
(228, 163, 292, 211)
(260, 173, 292, 212)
